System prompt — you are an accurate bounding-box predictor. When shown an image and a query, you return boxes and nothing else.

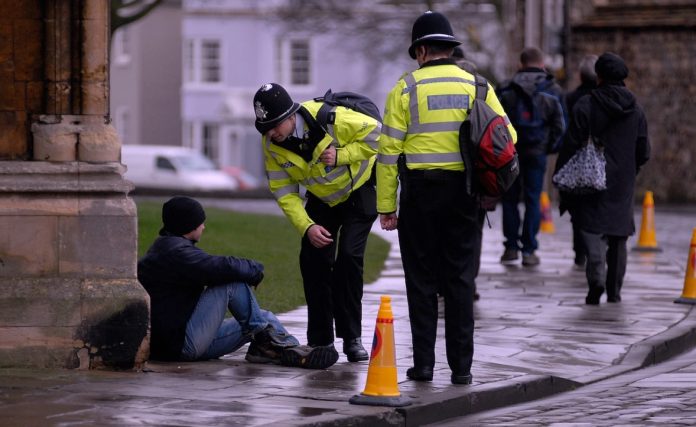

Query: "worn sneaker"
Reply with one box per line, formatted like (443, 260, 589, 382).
(281, 344, 339, 369)
(500, 248, 519, 263)
(522, 252, 540, 266)
(245, 341, 282, 364)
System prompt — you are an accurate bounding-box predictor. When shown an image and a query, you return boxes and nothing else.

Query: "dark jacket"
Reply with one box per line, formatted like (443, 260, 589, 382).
(137, 233, 264, 360)
(496, 67, 566, 156)
(555, 83, 650, 236)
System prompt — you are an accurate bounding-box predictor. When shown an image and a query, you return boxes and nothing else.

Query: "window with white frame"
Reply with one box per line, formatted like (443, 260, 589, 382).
(290, 40, 310, 85)
(277, 38, 311, 86)
(289, 40, 310, 85)
(183, 39, 222, 84)
(202, 123, 219, 165)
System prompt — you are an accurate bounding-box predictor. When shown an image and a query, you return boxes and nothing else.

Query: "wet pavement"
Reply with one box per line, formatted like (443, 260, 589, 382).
(1, 200, 695, 426)
(434, 345, 696, 426)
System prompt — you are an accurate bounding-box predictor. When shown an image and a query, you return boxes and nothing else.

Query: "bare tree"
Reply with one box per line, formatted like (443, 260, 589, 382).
(111, 0, 164, 37)
(275, 0, 509, 83)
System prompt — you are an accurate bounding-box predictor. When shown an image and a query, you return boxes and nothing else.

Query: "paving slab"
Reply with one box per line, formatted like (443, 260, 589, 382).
(1, 202, 695, 426)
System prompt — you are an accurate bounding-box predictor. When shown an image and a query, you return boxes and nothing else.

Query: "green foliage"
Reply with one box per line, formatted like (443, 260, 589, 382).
(136, 201, 390, 314)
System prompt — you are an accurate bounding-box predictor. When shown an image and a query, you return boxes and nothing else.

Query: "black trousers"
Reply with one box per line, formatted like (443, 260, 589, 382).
(398, 170, 481, 375)
(580, 230, 628, 299)
(300, 184, 377, 346)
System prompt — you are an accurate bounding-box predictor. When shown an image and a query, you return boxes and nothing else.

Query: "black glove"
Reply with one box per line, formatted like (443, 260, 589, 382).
(249, 271, 264, 288)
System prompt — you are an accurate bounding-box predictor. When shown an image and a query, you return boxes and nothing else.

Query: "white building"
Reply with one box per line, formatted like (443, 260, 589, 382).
(180, 0, 419, 179)
(110, 1, 183, 149)
(112, 0, 563, 183)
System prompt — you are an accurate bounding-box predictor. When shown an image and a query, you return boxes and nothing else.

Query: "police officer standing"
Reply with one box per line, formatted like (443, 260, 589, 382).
(376, 11, 516, 384)
(252, 83, 380, 369)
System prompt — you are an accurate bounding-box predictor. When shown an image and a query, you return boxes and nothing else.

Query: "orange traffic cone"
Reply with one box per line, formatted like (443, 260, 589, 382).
(633, 191, 661, 252)
(540, 191, 555, 234)
(349, 295, 411, 407)
(675, 228, 696, 305)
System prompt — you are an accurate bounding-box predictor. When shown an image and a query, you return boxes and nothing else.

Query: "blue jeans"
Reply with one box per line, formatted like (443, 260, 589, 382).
(501, 153, 547, 254)
(180, 282, 298, 361)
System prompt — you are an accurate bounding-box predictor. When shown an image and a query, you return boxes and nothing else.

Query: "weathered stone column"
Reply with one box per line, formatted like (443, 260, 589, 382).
(0, 0, 149, 369)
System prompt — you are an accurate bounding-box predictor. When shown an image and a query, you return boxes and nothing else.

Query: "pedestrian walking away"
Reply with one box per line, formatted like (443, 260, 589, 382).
(559, 54, 599, 269)
(137, 196, 300, 365)
(496, 47, 566, 267)
(252, 83, 381, 368)
(555, 52, 650, 305)
(376, 10, 516, 385)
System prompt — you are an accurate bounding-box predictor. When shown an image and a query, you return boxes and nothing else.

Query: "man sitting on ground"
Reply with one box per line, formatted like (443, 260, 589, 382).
(137, 196, 299, 364)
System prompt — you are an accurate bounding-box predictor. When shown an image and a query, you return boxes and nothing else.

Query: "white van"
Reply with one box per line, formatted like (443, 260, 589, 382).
(121, 145, 238, 192)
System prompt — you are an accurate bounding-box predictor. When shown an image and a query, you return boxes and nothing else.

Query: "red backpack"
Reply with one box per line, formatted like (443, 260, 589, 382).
(459, 75, 519, 197)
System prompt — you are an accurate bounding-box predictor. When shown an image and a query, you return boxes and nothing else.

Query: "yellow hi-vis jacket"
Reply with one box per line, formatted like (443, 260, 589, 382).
(376, 62, 517, 214)
(263, 101, 380, 235)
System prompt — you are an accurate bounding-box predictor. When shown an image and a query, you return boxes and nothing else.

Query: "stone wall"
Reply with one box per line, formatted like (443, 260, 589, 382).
(568, 3, 696, 203)
(0, 1, 150, 370)
(0, 1, 43, 159)
(570, 28, 696, 203)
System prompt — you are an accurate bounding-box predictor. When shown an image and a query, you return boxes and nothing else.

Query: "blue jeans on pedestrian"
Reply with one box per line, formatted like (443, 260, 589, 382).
(502, 153, 547, 254)
(180, 282, 298, 361)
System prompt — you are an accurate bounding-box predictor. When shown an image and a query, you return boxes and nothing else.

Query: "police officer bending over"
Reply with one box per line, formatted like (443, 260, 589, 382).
(376, 11, 516, 384)
(252, 83, 380, 369)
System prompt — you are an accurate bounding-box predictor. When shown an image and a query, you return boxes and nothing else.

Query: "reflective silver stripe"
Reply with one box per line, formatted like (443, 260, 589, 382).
(408, 121, 462, 134)
(301, 166, 348, 186)
(406, 152, 462, 164)
(315, 160, 370, 204)
(267, 170, 290, 180)
(382, 125, 406, 141)
(402, 73, 417, 94)
(273, 183, 299, 199)
(364, 127, 380, 144)
(419, 76, 476, 86)
(378, 153, 400, 165)
(503, 115, 511, 125)
(409, 75, 420, 125)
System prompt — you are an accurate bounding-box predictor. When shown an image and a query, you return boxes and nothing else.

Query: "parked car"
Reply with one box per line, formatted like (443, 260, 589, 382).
(121, 145, 238, 192)
(222, 166, 261, 190)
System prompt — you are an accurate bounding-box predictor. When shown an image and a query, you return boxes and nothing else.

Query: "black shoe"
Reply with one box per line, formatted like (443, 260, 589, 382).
(522, 252, 540, 266)
(500, 248, 519, 263)
(245, 341, 282, 364)
(585, 286, 605, 305)
(343, 338, 369, 362)
(406, 366, 433, 382)
(451, 372, 473, 385)
(280, 344, 339, 369)
(607, 294, 622, 303)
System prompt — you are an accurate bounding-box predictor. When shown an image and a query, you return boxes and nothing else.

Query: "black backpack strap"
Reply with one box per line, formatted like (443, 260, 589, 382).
(474, 74, 488, 101)
(314, 89, 335, 128)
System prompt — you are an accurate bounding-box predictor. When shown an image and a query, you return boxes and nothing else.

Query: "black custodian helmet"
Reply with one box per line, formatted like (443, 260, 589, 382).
(408, 11, 461, 59)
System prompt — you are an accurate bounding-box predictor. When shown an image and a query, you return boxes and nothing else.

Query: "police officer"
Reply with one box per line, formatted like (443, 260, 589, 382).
(252, 83, 380, 369)
(376, 11, 516, 384)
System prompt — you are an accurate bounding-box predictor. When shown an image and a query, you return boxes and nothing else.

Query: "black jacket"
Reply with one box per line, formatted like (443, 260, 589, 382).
(137, 233, 264, 360)
(555, 83, 650, 236)
(496, 67, 566, 156)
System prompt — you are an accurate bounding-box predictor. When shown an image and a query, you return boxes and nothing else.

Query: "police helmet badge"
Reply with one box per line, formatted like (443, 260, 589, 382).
(254, 101, 268, 121)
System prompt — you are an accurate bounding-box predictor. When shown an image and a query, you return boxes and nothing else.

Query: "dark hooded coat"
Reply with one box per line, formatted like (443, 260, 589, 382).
(555, 83, 650, 236)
